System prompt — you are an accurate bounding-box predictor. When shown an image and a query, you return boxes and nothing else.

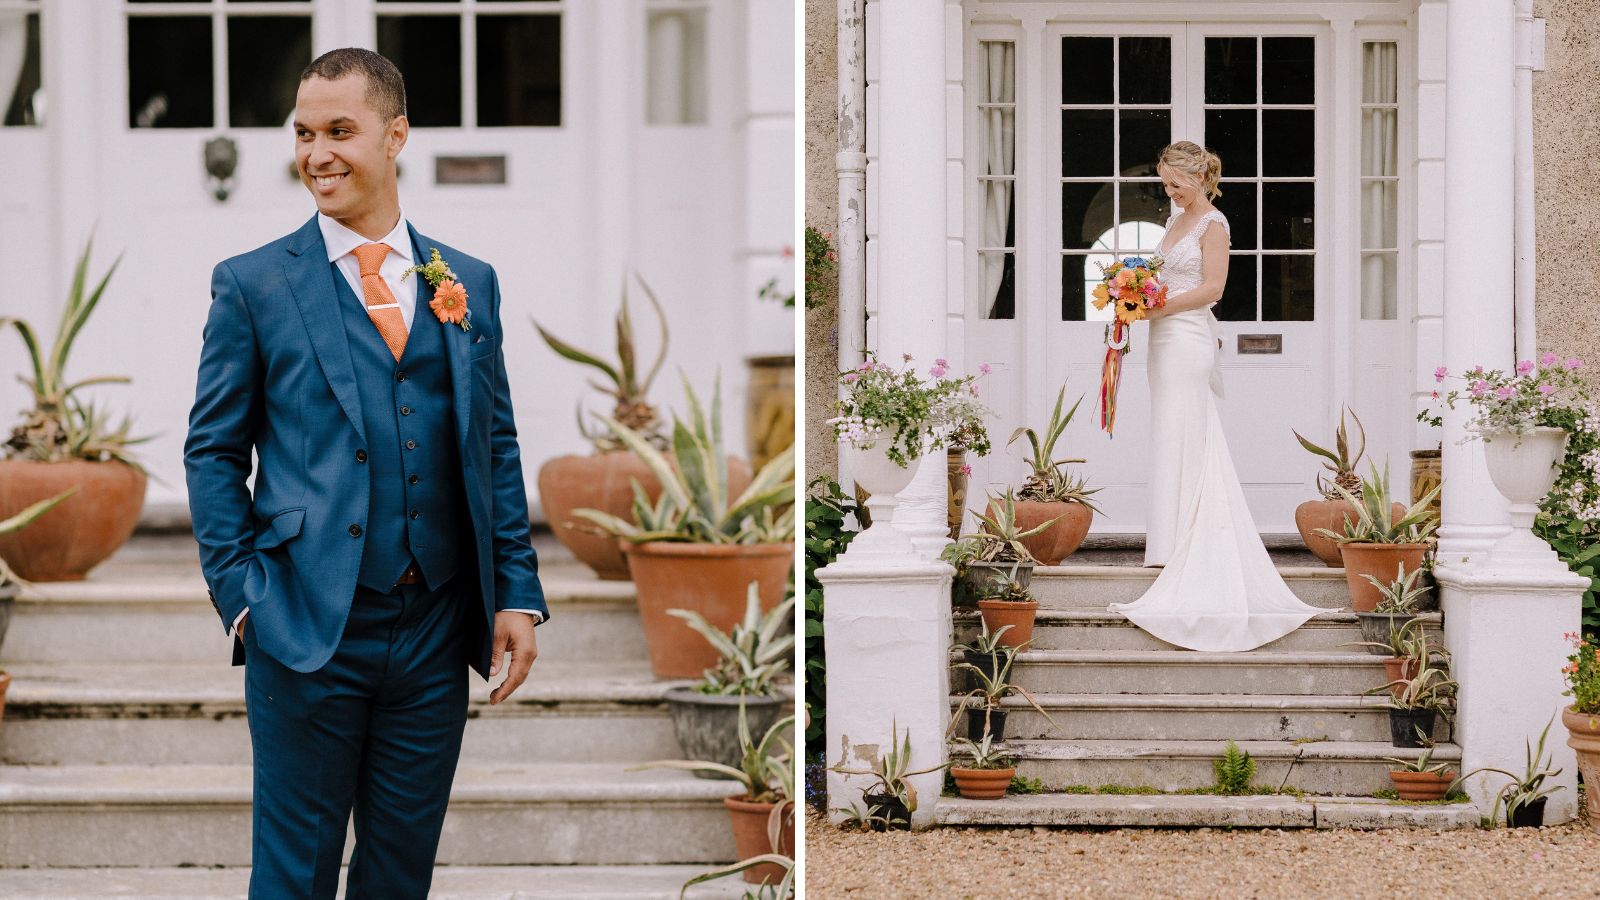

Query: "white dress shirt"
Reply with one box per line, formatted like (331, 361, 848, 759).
(232, 213, 542, 633)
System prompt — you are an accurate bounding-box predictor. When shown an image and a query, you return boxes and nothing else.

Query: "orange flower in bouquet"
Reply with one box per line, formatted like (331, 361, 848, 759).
(1092, 256, 1167, 435)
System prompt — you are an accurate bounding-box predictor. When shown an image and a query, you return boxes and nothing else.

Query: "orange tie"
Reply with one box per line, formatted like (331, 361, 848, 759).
(353, 242, 408, 361)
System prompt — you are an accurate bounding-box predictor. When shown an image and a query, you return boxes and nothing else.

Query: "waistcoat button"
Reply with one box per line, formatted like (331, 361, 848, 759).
(405, 439, 416, 450)
(409, 474, 420, 485)
(400, 406, 412, 416)
(355, 449, 367, 462)
(410, 509, 421, 520)
(348, 524, 362, 537)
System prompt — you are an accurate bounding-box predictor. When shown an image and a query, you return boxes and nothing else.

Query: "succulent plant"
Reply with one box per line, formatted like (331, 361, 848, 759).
(1293, 406, 1367, 500)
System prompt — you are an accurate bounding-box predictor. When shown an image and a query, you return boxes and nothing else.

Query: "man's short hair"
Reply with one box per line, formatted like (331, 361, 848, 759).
(301, 48, 407, 123)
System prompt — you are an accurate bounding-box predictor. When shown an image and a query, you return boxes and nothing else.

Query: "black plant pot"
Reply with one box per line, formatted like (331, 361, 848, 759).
(863, 792, 911, 831)
(663, 688, 788, 780)
(1509, 797, 1548, 828)
(953, 561, 1034, 609)
(966, 706, 1007, 742)
(960, 648, 1004, 691)
(1389, 708, 1437, 747)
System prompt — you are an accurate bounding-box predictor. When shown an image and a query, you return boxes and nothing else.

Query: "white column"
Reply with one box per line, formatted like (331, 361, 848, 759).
(873, 0, 949, 556)
(836, 0, 867, 373)
(1436, 0, 1513, 563)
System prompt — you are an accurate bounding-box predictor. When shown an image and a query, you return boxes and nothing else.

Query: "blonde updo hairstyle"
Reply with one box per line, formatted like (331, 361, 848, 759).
(1157, 141, 1223, 200)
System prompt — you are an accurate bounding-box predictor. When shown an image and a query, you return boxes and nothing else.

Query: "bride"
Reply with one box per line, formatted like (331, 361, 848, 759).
(1106, 141, 1322, 652)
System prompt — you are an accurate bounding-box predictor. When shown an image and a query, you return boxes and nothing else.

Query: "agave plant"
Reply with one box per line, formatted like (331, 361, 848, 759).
(1293, 406, 1367, 500)
(0, 488, 78, 588)
(1363, 562, 1432, 614)
(1008, 384, 1105, 510)
(668, 581, 794, 697)
(1386, 739, 1455, 776)
(1373, 649, 1457, 714)
(1450, 713, 1564, 826)
(1314, 462, 1441, 545)
(1342, 613, 1428, 658)
(949, 732, 1013, 770)
(533, 272, 669, 451)
(828, 719, 951, 814)
(2, 239, 148, 470)
(631, 705, 796, 804)
(967, 490, 1062, 563)
(949, 639, 1058, 738)
(678, 850, 793, 900)
(573, 376, 795, 545)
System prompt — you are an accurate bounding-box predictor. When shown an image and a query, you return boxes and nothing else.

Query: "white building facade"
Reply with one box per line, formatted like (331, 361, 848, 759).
(0, 0, 795, 520)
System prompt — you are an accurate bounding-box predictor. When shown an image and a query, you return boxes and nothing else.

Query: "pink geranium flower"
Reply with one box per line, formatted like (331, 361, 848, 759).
(1516, 359, 1535, 375)
(1541, 351, 1561, 366)
(929, 364, 948, 378)
(979, 362, 992, 375)
(1434, 366, 1448, 382)
(1470, 380, 1489, 398)
(1568, 358, 1586, 370)
(958, 464, 973, 477)
(1495, 386, 1514, 400)
(842, 372, 859, 383)
(1539, 383, 1555, 395)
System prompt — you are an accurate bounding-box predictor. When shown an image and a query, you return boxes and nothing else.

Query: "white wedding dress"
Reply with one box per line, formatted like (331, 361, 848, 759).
(1106, 207, 1322, 652)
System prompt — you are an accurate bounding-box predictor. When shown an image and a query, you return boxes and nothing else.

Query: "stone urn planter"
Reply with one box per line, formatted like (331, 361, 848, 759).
(1388, 769, 1454, 801)
(1008, 499, 1093, 566)
(723, 796, 794, 884)
(0, 460, 146, 581)
(1339, 543, 1428, 612)
(1296, 499, 1407, 568)
(622, 542, 793, 679)
(951, 765, 1015, 800)
(1479, 427, 1571, 565)
(840, 440, 921, 558)
(662, 688, 788, 780)
(977, 597, 1039, 649)
(1562, 706, 1600, 833)
(538, 453, 750, 581)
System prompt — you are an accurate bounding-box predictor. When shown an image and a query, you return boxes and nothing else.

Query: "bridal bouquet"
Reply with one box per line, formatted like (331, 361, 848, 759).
(1090, 256, 1167, 435)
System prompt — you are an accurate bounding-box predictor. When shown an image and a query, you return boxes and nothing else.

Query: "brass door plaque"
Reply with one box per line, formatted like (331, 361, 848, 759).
(1237, 334, 1283, 354)
(435, 155, 507, 185)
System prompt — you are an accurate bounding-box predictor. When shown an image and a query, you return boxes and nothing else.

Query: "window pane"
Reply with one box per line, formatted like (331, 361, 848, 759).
(128, 17, 213, 128)
(1219, 182, 1257, 251)
(228, 17, 311, 128)
(981, 250, 1016, 320)
(1361, 109, 1397, 177)
(1061, 108, 1112, 177)
(1216, 253, 1257, 322)
(1205, 37, 1255, 104)
(1061, 37, 1113, 105)
(1119, 181, 1168, 250)
(377, 16, 461, 127)
(1205, 109, 1256, 177)
(1262, 37, 1314, 105)
(1062, 182, 1110, 251)
(1361, 252, 1397, 320)
(1363, 42, 1398, 104)
(1119, 109, 1168, 177)
(1262, 183, 1314, 249)
(1262, 109, 1314, 176)
(1118, 37, 1170, 104)
(478, 14, 561, 126)
(1361, 181, 1397, 249)
(3, 12, 42, 126)
(646, 8, 704, 124)
(1262, 255, 1315, 321)
(1061, 254, 1090, 321)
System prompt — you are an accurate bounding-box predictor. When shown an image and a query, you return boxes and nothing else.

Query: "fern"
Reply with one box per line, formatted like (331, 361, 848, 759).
(1213, 740, 1256, 795)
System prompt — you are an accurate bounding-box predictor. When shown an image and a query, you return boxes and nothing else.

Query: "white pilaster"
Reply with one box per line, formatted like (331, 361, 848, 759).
(1436, 0, 1513, 563)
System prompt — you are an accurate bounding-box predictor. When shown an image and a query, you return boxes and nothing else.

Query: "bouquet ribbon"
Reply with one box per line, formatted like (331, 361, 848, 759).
(1098, 320, 1130, 436)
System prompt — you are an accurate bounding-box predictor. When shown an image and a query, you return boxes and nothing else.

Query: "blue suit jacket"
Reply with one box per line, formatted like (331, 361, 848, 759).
(183, 214, 548, 677)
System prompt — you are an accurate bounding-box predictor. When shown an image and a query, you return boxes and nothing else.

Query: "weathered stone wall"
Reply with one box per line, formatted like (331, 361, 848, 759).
(805, 0, 841, 479)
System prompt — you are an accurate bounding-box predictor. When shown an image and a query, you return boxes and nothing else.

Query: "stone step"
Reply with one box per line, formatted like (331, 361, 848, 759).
(936, 792, 1480, 830)
(0, 865, 751, 899)
(983, 739, 1461, 795)
(1028, 565, 1353, 610)
(2, 566, 647, 665)
(993, 650, 1392, 695)
(0, 662, 789, 767)
(953, 693, 1446, 744)
(0, 763, 746, 867)
(954, 610, 1440, 653)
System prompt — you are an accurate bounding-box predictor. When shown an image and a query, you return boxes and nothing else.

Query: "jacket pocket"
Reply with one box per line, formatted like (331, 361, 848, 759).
(254, 507, 306, 551)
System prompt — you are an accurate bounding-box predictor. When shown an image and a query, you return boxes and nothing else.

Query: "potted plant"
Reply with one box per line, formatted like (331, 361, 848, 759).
(662, 582, 794, 779)
(0, 240, 149, 582)
(1314, 462, 1441, 612)
(1293, 408, 1405, 567)
(1343, 615, 1428, 698)
(949, 640, 1056, 743)
(828, 720, 950, 831)
(574, 377, 794, 679)
(1385, 740, 1457, 801)
(948, 733, 1016, 800)
(1369, 646, 1455, 748)
(679, 847, 793, 899)
(928, 360, 995, 540)
(1005, 384, 1104, 564)
(1454, 714, 1564, 828)
(974, 564, 1039, 649)
(1351, 562, 1431, 648)
(1559, 630, 1600, 833)
(830, 355, 941, 519)
(0, 489, 78, 722)
(954, 621, 1015, 693)
(941, 491, 1059, 609)
(631, 707, 796, 884)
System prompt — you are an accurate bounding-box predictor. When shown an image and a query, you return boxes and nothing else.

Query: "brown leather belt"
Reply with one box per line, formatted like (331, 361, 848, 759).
(395, 562, 422, 585)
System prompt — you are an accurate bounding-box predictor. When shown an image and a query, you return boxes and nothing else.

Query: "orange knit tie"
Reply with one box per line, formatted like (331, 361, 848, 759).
(353, 242, 408, 361)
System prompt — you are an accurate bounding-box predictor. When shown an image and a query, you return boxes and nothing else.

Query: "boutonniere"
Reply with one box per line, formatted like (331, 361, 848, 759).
(402, 247, 472, 332)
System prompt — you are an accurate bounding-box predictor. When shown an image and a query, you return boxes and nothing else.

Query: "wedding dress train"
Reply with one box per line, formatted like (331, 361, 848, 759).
(1106, 208, 1322, 652)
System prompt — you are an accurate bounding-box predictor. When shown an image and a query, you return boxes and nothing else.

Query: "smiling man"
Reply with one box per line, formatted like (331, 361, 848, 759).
(183, 48, 548, 899)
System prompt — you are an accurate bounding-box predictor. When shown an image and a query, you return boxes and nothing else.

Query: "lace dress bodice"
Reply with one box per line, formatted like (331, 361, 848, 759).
(1156, 208, 1230, 300)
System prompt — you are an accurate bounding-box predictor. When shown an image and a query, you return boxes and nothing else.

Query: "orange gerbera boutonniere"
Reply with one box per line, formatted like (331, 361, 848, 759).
(402, 247, 473, 331)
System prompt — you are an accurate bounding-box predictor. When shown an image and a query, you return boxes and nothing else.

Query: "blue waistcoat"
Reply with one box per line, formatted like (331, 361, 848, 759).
(334, 264, 467, 592)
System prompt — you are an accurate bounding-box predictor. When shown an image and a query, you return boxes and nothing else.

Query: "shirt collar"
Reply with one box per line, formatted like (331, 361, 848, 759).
(317, 210, 414, 265)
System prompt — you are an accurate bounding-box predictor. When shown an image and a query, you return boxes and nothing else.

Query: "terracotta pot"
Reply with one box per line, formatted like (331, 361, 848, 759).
(1383, 656, 1421, 697)
(977, 598, 1039, 649)
(1562, 705, 1600, 833)
(724, 796, 794, 884)
(951, 766, 1015, 800)
(1388, 769, 1454, 801)
(1295, 499, 1408, 568)
(1339, 542, 1429, 612)
(1410, 449, 1442, 525)
(998, 498, 1093, 566)
(0, 460, 146, 581)
(947, 449, 968, 541)
(622, 542, 793, 678)
(745, 355, 795, 473)
(537, 453, 751, 581)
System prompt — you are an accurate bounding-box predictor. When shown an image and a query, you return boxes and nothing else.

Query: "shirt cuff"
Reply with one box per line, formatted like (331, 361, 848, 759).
(502, 608, 544, 625)
(232, 608, 248, 634)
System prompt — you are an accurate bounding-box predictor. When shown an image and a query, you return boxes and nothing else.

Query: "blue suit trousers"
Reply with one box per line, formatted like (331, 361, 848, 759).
(242, 577, 470, 899)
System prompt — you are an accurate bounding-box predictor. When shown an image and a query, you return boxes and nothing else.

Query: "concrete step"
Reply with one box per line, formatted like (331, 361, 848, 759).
(0, 763, 746, 867)
(993, 650, 1391, 695)
(1029, 565, 1353, 610)
(0, 662, 789, 767)
(936, 792, 1480, 830)
(0, 865, 752, 899)
(955, 693, 1447, 743)
(954, 609, 1440, 653)
(2, 565, 648, 665)
(983, 739, 1461, 795)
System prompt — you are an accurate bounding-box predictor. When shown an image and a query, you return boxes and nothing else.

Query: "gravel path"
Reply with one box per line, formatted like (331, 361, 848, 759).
(803, 807, 1600, 898)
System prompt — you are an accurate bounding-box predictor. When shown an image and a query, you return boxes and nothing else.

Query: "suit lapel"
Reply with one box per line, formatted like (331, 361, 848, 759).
(409, 223, 472, 449)
(284, 216, 366, 444)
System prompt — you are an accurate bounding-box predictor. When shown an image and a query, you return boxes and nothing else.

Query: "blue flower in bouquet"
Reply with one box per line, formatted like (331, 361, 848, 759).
(1122, 256, 1149, 269)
